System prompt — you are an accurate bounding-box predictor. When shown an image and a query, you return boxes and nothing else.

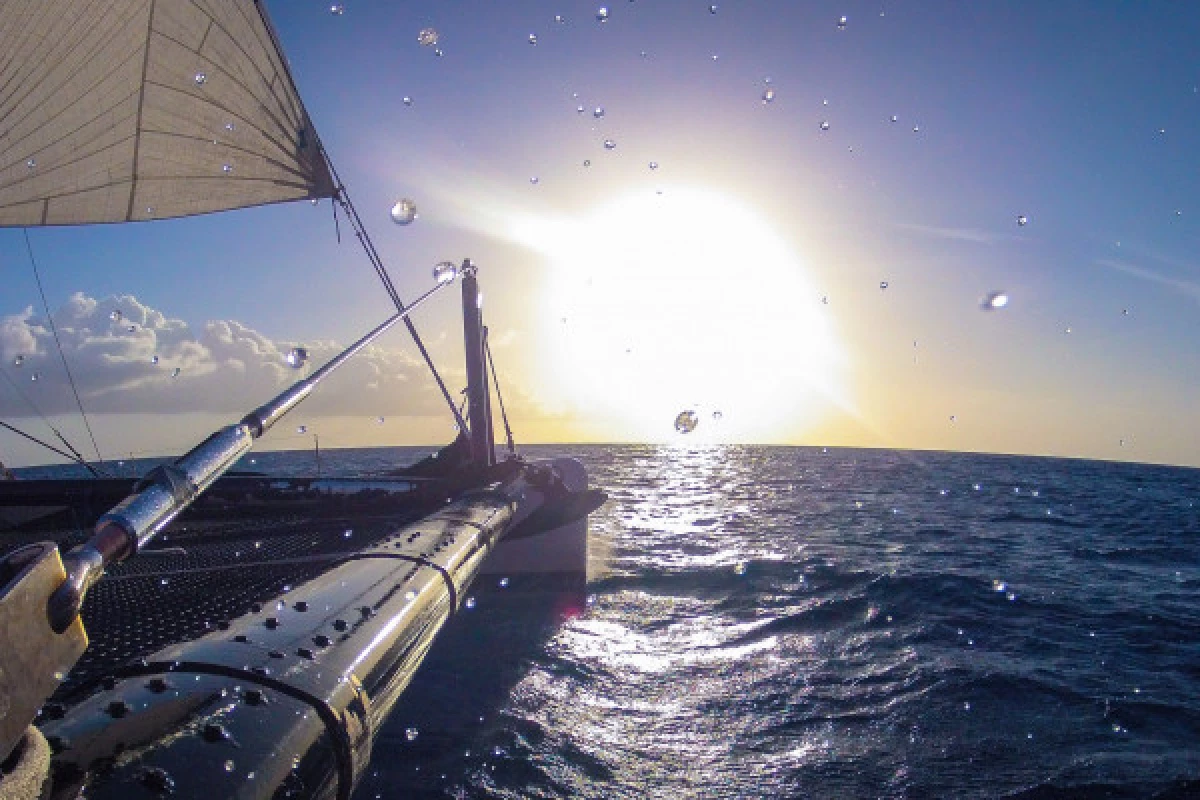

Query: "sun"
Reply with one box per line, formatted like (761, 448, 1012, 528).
(515, 187, 846, 442)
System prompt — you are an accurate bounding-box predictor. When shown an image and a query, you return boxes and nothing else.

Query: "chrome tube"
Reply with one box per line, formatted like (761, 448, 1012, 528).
(48, 278, 452, 633)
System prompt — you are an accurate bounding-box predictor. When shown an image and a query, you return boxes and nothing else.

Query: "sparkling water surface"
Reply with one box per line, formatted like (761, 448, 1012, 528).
(21, 445, 1200, 797)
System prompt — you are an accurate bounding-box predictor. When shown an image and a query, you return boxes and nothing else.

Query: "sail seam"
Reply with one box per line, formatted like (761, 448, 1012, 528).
(125, 0, 158, 222)
(0, 0, 140, 164)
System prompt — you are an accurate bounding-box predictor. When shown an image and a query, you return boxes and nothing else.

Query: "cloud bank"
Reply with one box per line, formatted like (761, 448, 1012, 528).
(0, 293, 459, 420)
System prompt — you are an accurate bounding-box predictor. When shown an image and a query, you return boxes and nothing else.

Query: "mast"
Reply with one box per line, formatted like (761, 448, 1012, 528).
(460, 262, 493, 467)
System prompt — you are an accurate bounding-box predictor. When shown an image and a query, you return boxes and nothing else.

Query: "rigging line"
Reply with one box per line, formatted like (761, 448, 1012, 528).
(0, 419, 101, 476)
(23, 228, 107, 470)
(250, 0, 467, 435)
(332, 187, 468, 434)
(484, 333, 517, 457)
(0, 364, 88, 463)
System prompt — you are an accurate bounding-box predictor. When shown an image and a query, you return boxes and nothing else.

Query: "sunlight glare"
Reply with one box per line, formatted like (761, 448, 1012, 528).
(514, 188, 846, 442)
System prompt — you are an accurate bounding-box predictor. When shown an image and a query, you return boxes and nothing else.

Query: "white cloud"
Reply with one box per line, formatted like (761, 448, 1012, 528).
(0, 293, 459, 419)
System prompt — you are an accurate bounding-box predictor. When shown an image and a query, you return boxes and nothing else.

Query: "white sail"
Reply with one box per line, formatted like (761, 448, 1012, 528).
(0, 0, 335, 226)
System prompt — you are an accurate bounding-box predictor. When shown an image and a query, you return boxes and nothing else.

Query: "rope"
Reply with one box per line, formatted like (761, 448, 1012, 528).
(330, 186, 468, 435)
(0, 419, 101, 475)
(0, 367, 97, 471)
(24, 229, 106, 468)
(484, 332, 516, 457)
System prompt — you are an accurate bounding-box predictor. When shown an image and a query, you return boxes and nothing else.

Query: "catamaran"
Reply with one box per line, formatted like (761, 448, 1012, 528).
(0, 2, 604, 797)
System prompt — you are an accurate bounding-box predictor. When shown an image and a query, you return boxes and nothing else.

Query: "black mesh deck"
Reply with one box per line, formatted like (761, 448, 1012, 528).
(0, 481, 437, 701)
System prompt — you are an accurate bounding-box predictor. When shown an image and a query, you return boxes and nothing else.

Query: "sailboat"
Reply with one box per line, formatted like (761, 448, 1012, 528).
(0, 2, 604, 797)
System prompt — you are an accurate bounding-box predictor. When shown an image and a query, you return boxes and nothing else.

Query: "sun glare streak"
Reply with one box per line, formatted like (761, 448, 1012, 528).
(507, 187, 849, 442)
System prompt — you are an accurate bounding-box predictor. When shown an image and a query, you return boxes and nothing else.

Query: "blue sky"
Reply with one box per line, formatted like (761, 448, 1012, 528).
(2, 1, 1199, 466)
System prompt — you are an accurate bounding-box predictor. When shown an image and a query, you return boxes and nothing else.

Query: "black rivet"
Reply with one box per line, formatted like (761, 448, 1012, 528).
(293, 601, 308, 612)
(138, 766, 175, 794)
(233, 634, 250, 643)
(243, 689, 266, 706)
(201, 723, 229, 743)
(333, 619, 348, 631)
(313, 634, 331, 648)
(297, 647, 315, 660)
(359, 606, 373, 619)
(265, 617, 280, 629)
(106, 700, 129, 718)
(268, 650, 284, 659)
(146, 678, 170, 694)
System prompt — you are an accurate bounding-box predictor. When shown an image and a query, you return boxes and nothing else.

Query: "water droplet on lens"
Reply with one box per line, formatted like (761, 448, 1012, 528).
(499, 577, 510, 588)
(465, 596, 476, 609)
(981, 291, 1009, 310)
(821, 295, 829, 305)
(593, 106, 606, 119)
(390, 198, 417, 225)
(222, 163, 232, 173)
(576, 104, 585, 114)
(648, 161, 659, 170)
(433, 260, 458, 284)
(879, 280, 889, 290)
(712, 410, 723, 420)
(26, 158, 36, 169)
(405, 727, 419, 741)
(110, 309, 123, 322)
(890, 115, 898, 123)
(128, 324, 136, 333)
(434, 48, 443, 57)
(837, 15, 848, 29)
(377, 416, 385, 424)
(963, 701, 971, 711)
(709, 4, 718, 13)
(950, 415, 957, 422)
(733, 561, 746, 575)
(30, 372, 40, 382)
(913, 124, 920, 132)
(528, 33, 538, 45)
(297, 425, 307, 434)
(819, 120, 830, 131)
(674, 409, 699, 433)
(151, 355, 159, 364)
(762, 87, 776, 104)
(329, 4, 344, 15)
(555, 14, 565, 24)
(992, 579, 1007, 592)
(1016, 214, 1028, 226)
(223, 759, 235, 772)
(194, 72, 207, 85)
(529, 176, 539, 185)
(583, 159, 591, 167)
(417, 28, 439, 47)
(12, 355, 24, 367)
(603, 139, 616, 150)
(171, 367, 181, 378)
(403, 96, 413, 106)
(596, 7, 609, 22)
(285, 347, 308, 368)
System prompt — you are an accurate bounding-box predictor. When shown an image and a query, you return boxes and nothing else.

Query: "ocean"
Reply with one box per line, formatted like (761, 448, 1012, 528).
(16, 445, 1200, 798)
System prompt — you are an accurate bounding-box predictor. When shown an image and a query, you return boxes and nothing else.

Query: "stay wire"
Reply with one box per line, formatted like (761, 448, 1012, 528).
(251, 7, 467, 437)
(24, 229, 106, 470)
(0, 366, 99, 474)
(0, 419, 101, 475)
(329, 183, 468, 434)
(484, 332, 516, 457)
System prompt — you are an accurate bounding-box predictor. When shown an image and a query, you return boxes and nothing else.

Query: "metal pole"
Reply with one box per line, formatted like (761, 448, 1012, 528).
(460, 262, 491, 467)
(46, 277, 452, 633)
